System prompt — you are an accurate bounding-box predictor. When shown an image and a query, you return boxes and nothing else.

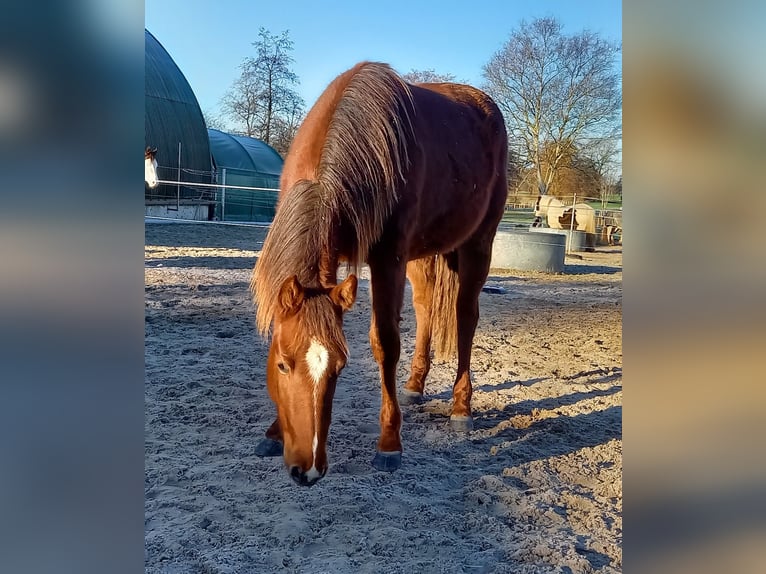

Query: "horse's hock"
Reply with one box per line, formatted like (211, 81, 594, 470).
(490, 228, 566, 273)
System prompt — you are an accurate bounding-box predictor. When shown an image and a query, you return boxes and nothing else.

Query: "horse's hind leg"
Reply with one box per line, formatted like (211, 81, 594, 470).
(401, 257, 436, 405)
(367, 253, 407, 472)
(450, 238, 495, 432)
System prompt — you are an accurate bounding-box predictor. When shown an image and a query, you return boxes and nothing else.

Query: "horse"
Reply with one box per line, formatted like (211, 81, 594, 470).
(145, 146, 159, 188)
(251, 62, 508, 486)
(533, 194, 597, 250)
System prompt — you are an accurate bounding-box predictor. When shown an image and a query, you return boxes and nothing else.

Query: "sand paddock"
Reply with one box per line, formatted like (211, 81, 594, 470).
(145, 222, 622, 573)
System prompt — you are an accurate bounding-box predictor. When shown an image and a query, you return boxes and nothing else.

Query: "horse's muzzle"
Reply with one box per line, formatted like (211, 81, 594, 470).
(289, 465, 324, 487)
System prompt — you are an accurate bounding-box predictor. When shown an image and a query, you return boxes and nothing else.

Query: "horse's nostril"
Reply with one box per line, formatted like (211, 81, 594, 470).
(289, 466, 321, 487)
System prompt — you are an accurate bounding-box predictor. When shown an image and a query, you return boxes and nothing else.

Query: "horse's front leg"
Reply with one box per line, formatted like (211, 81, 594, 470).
(367, 256, 407, 472)
(254, 418, 284, 457)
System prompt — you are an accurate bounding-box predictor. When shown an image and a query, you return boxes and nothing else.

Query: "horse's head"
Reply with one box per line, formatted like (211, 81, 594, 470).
(267, 273, 357, 486)
(145, 147, 158, 189)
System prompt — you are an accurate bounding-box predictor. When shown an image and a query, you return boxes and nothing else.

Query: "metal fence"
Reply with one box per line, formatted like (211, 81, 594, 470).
(146, 183, 622, 246)
(146, 165, 279, 222)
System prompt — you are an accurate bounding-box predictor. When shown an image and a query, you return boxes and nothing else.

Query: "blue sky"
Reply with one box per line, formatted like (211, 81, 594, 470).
(145, 0, 621, 116)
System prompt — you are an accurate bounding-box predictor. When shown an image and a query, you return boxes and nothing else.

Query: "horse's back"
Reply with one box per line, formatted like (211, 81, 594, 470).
(411, 82, 506, 156)
(416, 82, 503, 117)
(399, 82, 507, 255)
(278, 63, 509, 262)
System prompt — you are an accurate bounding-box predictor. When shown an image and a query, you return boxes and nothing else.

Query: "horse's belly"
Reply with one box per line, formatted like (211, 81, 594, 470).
(407, 211, 485, 258)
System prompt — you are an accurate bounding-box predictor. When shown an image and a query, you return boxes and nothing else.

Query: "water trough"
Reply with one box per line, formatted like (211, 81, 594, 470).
(531, 227, 588, 252)
(490, 226, 566, 273)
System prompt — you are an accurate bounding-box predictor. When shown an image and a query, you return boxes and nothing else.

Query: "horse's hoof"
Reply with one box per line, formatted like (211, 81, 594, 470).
(372, 451, 402, 472)
(399, 389, 424, 405)
(449, 415, 474, 432)
(254, 438, 283, 457)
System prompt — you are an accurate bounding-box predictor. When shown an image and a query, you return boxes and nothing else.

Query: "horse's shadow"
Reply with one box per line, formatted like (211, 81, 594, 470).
(145, 255, 256, 270)
(340, 348, 622, 472)
(474, 377, 548, 393)
(145, 223, 269, 250)
(475, 384, 621, 425)
(422, 376, 548, 400)
(410, 399, 622, 477)
(563, 263, 622, 275)
(412, 384, 622, 460)
(344, 321, 622, 464)
(426, 369, 621, 399)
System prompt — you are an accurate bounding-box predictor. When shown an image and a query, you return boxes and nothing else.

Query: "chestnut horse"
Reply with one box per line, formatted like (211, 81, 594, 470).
(251, 62, 507, 486)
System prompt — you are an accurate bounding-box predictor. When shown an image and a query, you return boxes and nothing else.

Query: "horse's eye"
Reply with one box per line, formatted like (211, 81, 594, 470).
(277, 362, 290, 375)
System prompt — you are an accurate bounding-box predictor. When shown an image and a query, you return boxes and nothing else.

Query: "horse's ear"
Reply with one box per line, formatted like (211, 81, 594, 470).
(277, 275, 304, 318)
(330, 274, 357, 312)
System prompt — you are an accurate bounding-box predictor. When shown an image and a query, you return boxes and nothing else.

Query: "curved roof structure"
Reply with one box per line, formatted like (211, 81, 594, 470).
(207, 129, 284, 175)
(207, 129, 282, 222)
(145, 29, 211, 195)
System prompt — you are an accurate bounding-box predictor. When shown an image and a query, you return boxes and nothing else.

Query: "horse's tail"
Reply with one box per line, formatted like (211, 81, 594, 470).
(431, 253, 459, 362)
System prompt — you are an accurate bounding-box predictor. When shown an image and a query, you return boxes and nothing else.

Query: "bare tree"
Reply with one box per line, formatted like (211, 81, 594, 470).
(269, 96, 304, 156)
(401, 68, 457, 84)
(514, 139, 597, 199)
(580, 134, 622, 207)
(202, 108, 229, 132)
(482, 17, 621, 197)
(221, 28, 305, 154)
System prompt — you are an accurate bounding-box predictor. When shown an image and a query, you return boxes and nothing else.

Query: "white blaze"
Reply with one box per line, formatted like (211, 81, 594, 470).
(305, 463, 322, 482)
(305, 338, 329, 384)
(306, 338, 328, 469)
(145, 157, 158, 188)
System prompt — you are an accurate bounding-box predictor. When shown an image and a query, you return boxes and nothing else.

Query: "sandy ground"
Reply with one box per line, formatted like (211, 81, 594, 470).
(145, 222, 622, 574)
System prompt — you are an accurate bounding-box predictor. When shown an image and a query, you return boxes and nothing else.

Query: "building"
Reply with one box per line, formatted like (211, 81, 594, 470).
(208, 129, 282, 222)
(145, 29, 214, 220)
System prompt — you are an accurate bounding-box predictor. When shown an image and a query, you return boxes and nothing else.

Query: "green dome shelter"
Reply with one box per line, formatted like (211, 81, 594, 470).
(208, 129, 283, 222)
(145, 29, 214, 219)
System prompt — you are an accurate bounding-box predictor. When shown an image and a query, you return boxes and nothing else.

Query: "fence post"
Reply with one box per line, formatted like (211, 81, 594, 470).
(567, 194, 577, 254)
(221, 168, 227, 222)
(176, 141, 181, 212)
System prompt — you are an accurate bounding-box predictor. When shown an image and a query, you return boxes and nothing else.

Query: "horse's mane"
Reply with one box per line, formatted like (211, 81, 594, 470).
(252, 180, 324, 335)
(252, 63, 415, 335)
(318, 62, 414, 264)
